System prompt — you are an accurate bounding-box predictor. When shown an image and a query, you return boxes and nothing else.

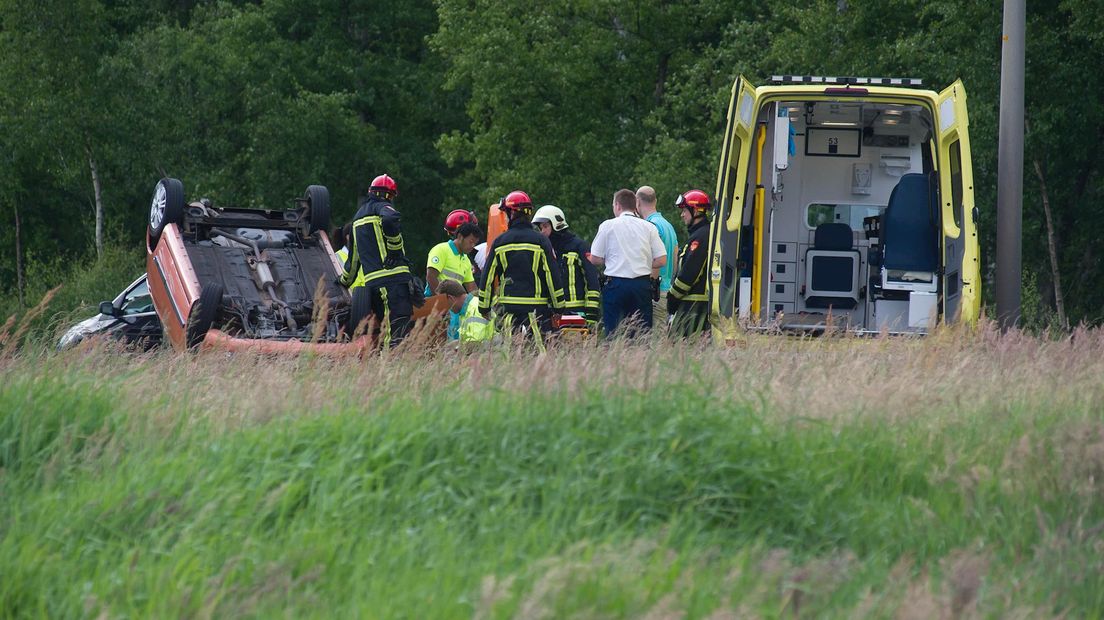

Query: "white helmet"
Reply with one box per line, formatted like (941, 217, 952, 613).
(532, 205, 568, 231)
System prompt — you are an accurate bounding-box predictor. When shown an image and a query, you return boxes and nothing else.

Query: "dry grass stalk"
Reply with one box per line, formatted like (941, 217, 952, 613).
(309, 275, 331, 344)
(1, 284, 61, 358)
(0, 314, 16, 349)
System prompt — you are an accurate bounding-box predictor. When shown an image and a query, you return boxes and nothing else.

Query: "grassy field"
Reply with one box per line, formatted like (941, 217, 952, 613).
(2, 322, 1103, 618)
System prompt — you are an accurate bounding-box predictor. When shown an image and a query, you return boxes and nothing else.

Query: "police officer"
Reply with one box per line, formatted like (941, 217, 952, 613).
(341, 173, 416, 348)
(667, 189, 712, 337)
(478, 190, 564, 338)
(532, 205, 600, 324)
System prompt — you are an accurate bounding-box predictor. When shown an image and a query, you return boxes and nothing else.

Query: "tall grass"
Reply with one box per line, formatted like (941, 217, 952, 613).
(1, 323, 1103, 617)
(0, 243, 146, 354)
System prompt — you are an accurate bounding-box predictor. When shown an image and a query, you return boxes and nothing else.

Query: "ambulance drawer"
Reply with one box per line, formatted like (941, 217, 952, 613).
(769, 301, 795, 316)
(771, 281, 796, 302)
(771, 261, 796, 283)
(771, 242, 796, 263)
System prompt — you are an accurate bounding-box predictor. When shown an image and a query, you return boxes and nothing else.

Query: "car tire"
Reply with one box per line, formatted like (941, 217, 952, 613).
(185, 282, 223, 349)
(304, 184, 331, 235)
(347, 287, 373, 337)
(149, 177, 185, 249)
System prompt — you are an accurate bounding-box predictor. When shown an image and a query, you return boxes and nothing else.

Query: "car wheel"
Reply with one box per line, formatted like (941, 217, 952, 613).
(347, 287, 373, 337)
(149, 178, 185, 249)
(185, 283, 224, 349)
(304, 184, 331, 235)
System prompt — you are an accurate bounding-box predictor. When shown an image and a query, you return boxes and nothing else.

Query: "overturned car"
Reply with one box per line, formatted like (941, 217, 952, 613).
(146, 177, 360, 352)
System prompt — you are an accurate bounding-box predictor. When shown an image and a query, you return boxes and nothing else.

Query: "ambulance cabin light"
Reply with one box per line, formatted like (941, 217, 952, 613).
(770, 75, 924, 87)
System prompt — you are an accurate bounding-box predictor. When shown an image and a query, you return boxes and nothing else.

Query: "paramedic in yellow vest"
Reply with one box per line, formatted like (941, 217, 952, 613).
(437, 279, 493, 344)
(425, 212, 481, 296)
(667, 189, 712, 337)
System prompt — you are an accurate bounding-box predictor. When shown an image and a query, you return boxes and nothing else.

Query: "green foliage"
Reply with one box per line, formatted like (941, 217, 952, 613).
(0, 0, 1101, 325)
(0, 243, 144, 347)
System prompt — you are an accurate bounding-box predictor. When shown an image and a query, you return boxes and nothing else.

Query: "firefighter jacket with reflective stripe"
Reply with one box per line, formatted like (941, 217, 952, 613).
(548, 230, 600, 319)
(458, 294, 494, 342)
(342, 196, 410, 288)
(478, 218, 565, 313)
(669, 218, 710, 307)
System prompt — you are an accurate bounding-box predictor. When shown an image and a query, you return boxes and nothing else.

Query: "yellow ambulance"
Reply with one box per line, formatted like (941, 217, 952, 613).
(708, 76, 981, 333)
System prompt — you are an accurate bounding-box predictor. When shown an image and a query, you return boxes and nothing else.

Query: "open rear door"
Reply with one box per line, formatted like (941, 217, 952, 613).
(708, 76, 758, 320)
(934, 80, 980, 323)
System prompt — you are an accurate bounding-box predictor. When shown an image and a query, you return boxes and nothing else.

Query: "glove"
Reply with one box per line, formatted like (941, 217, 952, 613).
(407, 278, 426, 308)
(667, 295, 680, 316)
(385, 253, 414, 271)
(334, 275, 347, 288)
(651, 278, 661, 302)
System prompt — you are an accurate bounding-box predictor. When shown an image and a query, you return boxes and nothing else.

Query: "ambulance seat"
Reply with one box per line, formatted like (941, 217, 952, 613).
(881, 173, 939, 293)
(804, 223, 860, 310)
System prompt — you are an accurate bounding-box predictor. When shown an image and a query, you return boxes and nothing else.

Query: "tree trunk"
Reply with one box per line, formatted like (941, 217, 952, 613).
(1031, 157, 1068, 329)
(87, 147, 104, 259)
(14, 200, 24, 307)
(653, 52, 669, 107)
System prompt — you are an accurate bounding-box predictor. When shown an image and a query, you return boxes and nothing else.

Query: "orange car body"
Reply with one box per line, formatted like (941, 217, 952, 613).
(146, 222, 375, 353)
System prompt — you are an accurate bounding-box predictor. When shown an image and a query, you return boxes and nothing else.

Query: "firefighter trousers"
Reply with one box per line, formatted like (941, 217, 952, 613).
(670, 302, 709, 339)
(368, 281, 413, 348)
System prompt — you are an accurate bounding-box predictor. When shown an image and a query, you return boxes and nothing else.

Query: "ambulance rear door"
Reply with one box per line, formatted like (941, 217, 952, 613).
(933, 79, 979, 322)
(709, 76, 758, 319)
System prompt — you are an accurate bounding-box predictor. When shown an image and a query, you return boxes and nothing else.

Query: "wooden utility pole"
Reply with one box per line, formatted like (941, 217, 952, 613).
(996, 0, 1025, 329)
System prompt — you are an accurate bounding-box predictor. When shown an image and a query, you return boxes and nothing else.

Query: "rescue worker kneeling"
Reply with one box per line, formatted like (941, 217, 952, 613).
(437, 279, 493, 345)
(532, 205, 600, 326)
(667, 189, 712, 337)
(478, 190, 565, 338)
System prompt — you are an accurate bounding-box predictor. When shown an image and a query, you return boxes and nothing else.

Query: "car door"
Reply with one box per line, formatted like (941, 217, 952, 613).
(116, 276, 162, 348)
(934, 79, 980, 323)
(708, 76, 758, 319)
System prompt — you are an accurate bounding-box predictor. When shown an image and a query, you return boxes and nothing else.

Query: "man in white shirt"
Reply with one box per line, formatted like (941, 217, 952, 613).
(589, 189, 668, 337)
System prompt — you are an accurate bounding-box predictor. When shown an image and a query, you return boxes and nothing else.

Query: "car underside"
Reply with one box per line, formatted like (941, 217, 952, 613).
(181, 206, 350, 342)
(147, 178, 354, 351)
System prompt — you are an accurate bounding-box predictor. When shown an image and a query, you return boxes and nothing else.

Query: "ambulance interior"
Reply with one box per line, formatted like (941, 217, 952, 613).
(742, 99, 942, 332)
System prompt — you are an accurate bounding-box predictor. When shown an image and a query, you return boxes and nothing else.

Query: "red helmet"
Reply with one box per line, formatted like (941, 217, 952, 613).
(444, 209, 478, 235)
(676, 189, 711, 213)
(370, 174, 398, 196)
(500, 190, 533, 214)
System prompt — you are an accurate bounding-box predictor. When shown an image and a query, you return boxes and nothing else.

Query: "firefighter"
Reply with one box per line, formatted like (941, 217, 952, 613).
(532, 205, 600, 325)
(341, 173, 417, 348)
(425, 210, 481, 296)
(667, 189, 712, 337)
(478, 190, 564, 340)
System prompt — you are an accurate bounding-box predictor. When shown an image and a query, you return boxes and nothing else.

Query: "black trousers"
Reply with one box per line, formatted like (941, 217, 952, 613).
(670, 301, 709, 338)
(501, 308, 553, 334)
(368, 281, 413, 348)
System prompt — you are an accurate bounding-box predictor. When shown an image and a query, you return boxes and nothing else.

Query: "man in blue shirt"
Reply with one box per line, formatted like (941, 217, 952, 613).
(636, 186, 679, 326)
